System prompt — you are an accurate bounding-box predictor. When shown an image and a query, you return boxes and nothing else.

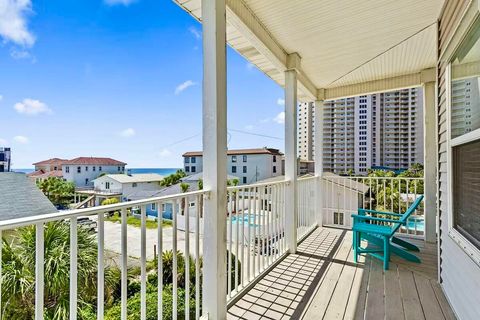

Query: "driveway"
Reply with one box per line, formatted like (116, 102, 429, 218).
(103, 221, 203, 261)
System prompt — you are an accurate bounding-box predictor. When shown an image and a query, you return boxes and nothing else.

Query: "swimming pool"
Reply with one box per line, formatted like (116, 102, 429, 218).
(405, 217, 424, 232)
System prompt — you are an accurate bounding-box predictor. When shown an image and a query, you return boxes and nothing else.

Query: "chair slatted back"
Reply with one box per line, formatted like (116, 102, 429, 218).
(392, 195, 424, 233)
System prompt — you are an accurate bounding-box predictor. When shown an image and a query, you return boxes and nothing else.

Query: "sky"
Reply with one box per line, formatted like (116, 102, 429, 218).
(0, 0, 287, 168)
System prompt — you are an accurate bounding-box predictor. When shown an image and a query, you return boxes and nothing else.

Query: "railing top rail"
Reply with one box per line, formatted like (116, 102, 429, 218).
(298, 176, 318, 182)
(0, 189, 209, 230)
(227, 179, 290, 190)
(326, 175, 424, 180)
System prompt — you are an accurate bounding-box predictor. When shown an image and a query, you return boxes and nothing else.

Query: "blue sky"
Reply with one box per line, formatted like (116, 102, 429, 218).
(0, 0, 286, 168)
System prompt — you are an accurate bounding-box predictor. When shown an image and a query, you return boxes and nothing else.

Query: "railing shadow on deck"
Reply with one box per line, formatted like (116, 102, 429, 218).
(227, 227, 349, 320)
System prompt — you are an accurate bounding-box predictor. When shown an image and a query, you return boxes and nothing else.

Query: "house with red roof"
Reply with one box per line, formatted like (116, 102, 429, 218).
(29, 157, 126, 187)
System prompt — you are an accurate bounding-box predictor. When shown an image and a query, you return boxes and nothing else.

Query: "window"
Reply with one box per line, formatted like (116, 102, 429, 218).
(105, 181, 110, 189)
(185, 166, 190, 172)
(243, 177, 247, 184)
(151, 203, 156, 211)
(118, 166, 121, 171)
(191, 157, 196, 164)
(243, 155, 247, 162)
(273, 155, 277, 162)
(334, 212, 344, 225)
(85, 166, 88, 172)
(85, 178, 89, 185)
(77, 166, 81, 173)
(232, 166, 237, 173)
(53, 166, 58, 170)
(273, 166, 276, 173)
(65, 166, 70, 173)
(191, 166, 196, 173)
(231, 155, 237, 163)
(243, 166, 247, 173)
(132, 183, 137, 187)
(93, 166, 96, 172)
(185, 157, 190, 163)
(99, 166, 102, 171)
(448, 17, 480, 261)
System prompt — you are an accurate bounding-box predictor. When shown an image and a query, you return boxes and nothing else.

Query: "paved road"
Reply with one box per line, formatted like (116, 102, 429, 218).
(103, 221, 203, 261)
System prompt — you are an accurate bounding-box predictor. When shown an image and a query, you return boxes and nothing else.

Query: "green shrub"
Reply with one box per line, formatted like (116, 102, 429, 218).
(105, 285, 196, 320)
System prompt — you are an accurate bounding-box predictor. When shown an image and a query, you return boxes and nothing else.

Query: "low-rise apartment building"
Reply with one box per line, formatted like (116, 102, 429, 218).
(182, 147, 283, 184)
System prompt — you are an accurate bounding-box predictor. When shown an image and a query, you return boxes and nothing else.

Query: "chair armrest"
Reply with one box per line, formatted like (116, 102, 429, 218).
(358, 208, 403, 217)
(351, 214, 405, 224)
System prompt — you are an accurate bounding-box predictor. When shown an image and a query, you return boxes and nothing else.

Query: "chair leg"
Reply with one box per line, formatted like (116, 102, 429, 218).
(353, 231, 358, 263)
(383, 236, 390, 270)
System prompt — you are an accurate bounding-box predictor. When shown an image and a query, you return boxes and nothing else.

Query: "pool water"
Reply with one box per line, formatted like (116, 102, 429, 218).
(405, 217, 425, 232)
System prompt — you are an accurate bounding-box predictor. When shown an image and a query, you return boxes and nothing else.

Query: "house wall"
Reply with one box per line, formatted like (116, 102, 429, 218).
(183, 153, 282, 184)
(322, 179, 363, 228)
(63, 165, 125, 187)
(437, 1, 480, 319)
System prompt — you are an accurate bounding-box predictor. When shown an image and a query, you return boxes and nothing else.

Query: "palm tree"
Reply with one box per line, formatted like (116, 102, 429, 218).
(37, 177, 75, 208)
(227, 179, 239, 214)
(180, 183, 190, 216)
(2, 222, 119, 319)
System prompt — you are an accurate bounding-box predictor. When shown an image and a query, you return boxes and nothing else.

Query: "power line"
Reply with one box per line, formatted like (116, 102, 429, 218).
(228, 129, 284, 140)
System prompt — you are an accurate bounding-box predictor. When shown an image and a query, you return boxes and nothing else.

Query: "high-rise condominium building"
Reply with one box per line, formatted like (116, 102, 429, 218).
(0, 147, 11, 172)
(451, 77, 480, 139)
(298, 88, 424, 174)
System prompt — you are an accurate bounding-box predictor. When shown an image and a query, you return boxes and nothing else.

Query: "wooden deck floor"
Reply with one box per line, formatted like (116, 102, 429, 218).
(227, 227, 456, 320)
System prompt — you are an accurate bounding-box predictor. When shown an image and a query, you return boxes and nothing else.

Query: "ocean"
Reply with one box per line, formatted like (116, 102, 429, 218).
(12, 168, 180, 176)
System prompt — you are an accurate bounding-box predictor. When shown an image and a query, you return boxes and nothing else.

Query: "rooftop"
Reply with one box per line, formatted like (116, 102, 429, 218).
(95, 173, 164, 183)
(183, 148, 283, 157)
(0, 173, 57, 221)
(63, 157, 126, 166)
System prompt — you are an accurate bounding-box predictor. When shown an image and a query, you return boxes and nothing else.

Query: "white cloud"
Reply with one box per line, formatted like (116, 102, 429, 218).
(273, 112, 285, 124)
(158, 148, 172, 157)
(277, 98, 285, 106)
(189, 26, 201, 40)
(0, 0, 35, 47)
(10, 47, 35, 62)
(260, 117, 270, 124)
(104, 0, 136, 6)
(13, 135, 29, 144)
(0, 138, 7, 145)
(120, 128, 135, 138)
(244, 124, 254, 131)
(0, 95, 3, 102)
(14, 98, 51, 115)
(175, 80, 197, 95)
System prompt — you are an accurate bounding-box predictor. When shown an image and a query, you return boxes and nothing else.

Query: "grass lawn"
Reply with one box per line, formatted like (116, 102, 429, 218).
(106, 213, 171, 229)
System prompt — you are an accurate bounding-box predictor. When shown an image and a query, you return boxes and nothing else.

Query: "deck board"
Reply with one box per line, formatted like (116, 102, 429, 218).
(227, 227, 456, 320)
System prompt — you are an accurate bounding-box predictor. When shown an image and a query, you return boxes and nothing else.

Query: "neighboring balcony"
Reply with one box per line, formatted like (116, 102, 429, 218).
(0, 175, 451, 319)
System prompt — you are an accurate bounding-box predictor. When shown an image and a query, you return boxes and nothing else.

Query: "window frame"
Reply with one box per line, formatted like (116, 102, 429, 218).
(446, 17, 480, 266)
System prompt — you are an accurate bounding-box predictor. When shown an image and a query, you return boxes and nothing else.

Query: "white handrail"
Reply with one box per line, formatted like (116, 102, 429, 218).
(0, 189, 209, 230)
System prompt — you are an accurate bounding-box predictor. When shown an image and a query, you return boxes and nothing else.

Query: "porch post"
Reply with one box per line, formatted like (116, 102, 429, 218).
(314, 100, 324, 226)
(423, 79, 437, 243)
(285, 54, 300, 252)
(201, 0, 228, 318)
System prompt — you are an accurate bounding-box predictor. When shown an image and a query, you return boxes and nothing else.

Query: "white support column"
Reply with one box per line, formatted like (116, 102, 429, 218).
(314, 100, 324, 226)
(285, 67, 298, 253)
(423, 81, 437, 243)
(201, 0, 228, 318)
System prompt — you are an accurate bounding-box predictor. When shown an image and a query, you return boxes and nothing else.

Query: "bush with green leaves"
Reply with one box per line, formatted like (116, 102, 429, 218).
(1, 221, 120, 320)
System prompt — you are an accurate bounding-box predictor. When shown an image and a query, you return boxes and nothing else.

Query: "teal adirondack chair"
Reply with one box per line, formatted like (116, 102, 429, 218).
(352, 195, 424, 270)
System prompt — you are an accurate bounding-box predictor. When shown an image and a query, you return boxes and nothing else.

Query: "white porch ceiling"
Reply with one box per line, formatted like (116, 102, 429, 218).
(174, 0, 445, 101)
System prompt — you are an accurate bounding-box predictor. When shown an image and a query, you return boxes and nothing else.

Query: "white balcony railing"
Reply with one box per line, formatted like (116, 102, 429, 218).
(0, 175, 423, 319)
(225, 180, 288, 302)
(0, 189, 208, 320)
